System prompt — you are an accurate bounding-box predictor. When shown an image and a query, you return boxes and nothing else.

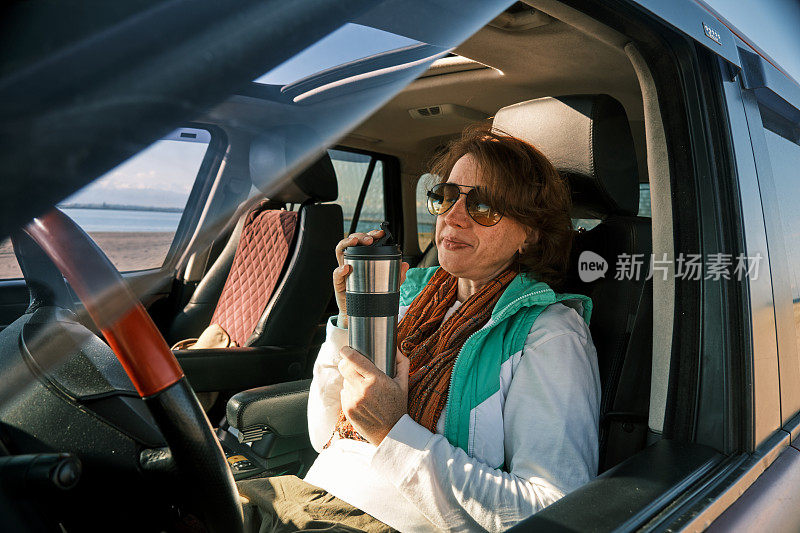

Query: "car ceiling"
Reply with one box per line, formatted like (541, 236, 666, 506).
(203, 2, 646, 183)
(345, 13, 646, 179)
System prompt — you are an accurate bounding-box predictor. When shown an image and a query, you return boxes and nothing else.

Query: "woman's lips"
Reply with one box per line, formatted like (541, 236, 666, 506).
(441, 236, 472, 251)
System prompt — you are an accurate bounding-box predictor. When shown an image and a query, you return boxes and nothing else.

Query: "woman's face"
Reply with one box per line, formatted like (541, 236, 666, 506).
(435, 154, 533, 282)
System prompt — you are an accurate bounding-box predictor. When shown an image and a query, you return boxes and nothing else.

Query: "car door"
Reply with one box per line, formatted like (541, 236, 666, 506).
(695, 36, 800, 531)
(510, 0, 793, 530)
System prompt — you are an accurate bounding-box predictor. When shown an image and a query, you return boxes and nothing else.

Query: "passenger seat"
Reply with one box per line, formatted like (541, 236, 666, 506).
(169, 151, 342, 362)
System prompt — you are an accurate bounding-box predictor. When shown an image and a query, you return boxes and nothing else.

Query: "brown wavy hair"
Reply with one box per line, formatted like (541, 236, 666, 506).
(428, 123, 574, 290)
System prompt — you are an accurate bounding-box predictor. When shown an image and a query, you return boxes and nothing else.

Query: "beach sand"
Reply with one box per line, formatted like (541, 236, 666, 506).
(0, 232, 175, 279)
(3, 231, 800, 365)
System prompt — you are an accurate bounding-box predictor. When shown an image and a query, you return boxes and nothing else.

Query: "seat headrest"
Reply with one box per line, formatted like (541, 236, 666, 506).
(250, 127, 338, 204)
(493, 94, 639, 218)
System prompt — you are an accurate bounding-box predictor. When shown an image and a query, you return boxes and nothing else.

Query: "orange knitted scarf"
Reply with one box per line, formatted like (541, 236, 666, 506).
(326, 267, 515, 446)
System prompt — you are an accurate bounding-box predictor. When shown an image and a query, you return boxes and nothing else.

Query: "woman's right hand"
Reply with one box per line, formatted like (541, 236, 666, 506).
(333, 229, 409, 328)
(333, 229, 386, 328)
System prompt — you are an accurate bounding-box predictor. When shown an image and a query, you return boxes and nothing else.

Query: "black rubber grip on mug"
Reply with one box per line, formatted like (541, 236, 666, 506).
(346, 292, 400, 317)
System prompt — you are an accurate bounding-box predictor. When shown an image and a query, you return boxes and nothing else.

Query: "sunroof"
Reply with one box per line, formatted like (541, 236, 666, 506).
(254, 23, 422, 86)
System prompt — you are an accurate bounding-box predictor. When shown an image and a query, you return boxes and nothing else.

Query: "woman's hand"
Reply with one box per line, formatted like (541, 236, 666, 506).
(338, 347, 410, 446)
(332, 229, 409, 328)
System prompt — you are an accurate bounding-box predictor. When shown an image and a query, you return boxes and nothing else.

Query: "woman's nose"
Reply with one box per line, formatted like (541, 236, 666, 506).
(444, 195, 470, 227)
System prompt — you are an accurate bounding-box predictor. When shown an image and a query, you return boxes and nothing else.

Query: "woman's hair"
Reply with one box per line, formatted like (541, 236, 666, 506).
(427, 122, 574, 289)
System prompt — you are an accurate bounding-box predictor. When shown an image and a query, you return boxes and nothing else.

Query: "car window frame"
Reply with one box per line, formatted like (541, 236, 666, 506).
(330, 145, 402, 242)
(120, 123, 229, 311)
(647, 35, 800, 531)
(159, 123, 229, 273)
(0, 123, 226, 285)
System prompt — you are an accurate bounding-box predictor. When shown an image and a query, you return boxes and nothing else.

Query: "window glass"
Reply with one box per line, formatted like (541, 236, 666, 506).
(763, 126, 800, 358)
(358, 161, 385, 234)
(0, 128, 210, 279)
(638, 183, 652, 217)
(572, 218, 601, 231)
(573, 183, 650, 231)
(416, 174, 437, 250)
(255, 23, 420, 87)
(327, 149, 385, 236)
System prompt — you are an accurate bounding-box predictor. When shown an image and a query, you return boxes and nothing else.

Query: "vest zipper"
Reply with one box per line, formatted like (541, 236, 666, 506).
(443, 288, 550, 442)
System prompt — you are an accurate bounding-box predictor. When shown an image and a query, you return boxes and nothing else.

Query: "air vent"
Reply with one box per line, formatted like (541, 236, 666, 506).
(408, 104, 488, 122)
(416, 106, 441, 117)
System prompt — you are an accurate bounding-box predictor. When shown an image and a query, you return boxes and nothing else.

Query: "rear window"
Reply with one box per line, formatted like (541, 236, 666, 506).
(761, 124, 800, 357)
(415, 174, 437, 250)
(327, 149, 386, 236)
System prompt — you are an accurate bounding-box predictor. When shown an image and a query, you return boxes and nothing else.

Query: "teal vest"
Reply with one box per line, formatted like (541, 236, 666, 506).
(400, 266, 593, 458)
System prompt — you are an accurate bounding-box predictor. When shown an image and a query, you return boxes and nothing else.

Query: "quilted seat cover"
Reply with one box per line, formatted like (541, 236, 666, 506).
(210, 206, 298, 346)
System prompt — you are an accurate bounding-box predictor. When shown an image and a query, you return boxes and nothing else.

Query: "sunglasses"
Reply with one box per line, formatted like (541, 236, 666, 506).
(426, 183, 503, 227)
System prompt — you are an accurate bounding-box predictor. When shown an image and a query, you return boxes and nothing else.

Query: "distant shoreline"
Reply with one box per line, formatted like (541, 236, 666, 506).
(59, 203, 183, 213)
(0, 231, 175, 279)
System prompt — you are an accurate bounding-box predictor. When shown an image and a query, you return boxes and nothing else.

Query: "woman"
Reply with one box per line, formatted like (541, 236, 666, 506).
(239, 126, 600, 533)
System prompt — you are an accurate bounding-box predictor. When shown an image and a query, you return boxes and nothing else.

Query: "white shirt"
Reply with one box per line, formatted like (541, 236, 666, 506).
(305, 301, 600, 532)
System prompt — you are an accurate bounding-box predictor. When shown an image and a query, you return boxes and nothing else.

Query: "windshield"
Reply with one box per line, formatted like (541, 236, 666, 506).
(0, 0, 516, 404)
(174, 2, 514, 270)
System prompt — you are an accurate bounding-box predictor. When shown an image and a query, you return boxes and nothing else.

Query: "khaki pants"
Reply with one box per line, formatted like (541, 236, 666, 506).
(238, 476, 397, 533)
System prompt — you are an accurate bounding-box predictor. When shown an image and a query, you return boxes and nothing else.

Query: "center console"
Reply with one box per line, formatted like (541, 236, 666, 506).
(218, 379, 315, 480)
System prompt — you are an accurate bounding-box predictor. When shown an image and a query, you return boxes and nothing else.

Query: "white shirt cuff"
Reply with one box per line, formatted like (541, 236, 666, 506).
(326, 315, 349, 356)
(371, 414, 433, 484)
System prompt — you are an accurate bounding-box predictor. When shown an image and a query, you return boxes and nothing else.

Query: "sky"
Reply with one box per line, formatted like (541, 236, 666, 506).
(254, 23, 420, 86)
(69, 23, 420, 210)
(64, 139, 208, 208)
(703, 0, 800, 85)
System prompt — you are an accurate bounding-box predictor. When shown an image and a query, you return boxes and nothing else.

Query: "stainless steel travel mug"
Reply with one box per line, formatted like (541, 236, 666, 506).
(343, 223, 401, 378)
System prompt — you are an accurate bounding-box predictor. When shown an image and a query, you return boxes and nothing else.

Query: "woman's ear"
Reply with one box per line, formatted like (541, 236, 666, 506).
(519, 228, 539, 254)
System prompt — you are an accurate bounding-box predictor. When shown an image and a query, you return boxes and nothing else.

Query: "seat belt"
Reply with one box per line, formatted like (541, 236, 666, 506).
(600, 276, 653, 472)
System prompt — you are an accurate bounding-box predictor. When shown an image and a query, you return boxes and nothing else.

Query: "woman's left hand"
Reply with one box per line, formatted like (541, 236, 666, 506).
(338, 347, 410, 446)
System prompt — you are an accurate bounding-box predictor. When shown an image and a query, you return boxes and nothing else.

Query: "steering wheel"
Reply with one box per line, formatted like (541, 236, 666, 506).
(24, 209, 243, 533)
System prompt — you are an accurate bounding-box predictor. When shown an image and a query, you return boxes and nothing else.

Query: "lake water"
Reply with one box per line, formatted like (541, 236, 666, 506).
(61, 208, 182, 233)
(59, 207, 429, 238)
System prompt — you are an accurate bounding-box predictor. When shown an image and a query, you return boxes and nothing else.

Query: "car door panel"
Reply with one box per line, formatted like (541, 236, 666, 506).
(175, 346, 306, 392)
(508, 440, 723, 532)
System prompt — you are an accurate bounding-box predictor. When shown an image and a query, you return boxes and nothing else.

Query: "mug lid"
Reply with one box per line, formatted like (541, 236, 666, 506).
(344, 221, 402, 257)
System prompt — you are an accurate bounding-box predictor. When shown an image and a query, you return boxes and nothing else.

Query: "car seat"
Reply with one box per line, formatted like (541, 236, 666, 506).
(169, 149, 343, 361)
(493, 94, 653, 472)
